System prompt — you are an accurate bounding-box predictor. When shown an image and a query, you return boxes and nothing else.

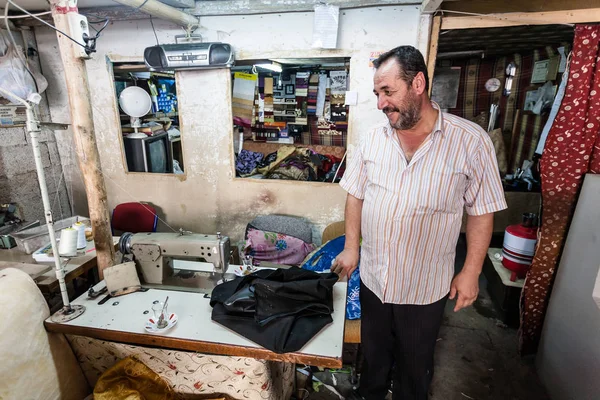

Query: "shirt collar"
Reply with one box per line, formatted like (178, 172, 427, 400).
(383, 101, 445, 137)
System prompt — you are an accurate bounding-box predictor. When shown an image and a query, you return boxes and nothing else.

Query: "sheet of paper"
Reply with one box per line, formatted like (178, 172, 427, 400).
(312, 4, 339, 49)
(329, 70, 347, 94)
(232, 73, 257, 125)
(344, 90, 358, 106)
(233, 72, 257, 103)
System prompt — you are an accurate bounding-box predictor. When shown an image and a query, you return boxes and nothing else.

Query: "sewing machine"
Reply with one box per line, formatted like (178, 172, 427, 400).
(118, 231, 231, 294)
(0, 203, 39, 249)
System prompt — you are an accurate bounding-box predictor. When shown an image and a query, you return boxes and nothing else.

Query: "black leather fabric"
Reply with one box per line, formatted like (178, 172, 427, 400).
(210, 268, 338, 353)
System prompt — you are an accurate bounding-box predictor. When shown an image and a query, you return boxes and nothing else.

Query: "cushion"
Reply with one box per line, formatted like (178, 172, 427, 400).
(245, 228, 315, 266)
(247, 215, 313, 244)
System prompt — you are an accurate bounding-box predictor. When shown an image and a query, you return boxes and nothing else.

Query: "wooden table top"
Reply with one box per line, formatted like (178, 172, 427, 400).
(0, 261, 52, 280)
(45, 270, 347, 368)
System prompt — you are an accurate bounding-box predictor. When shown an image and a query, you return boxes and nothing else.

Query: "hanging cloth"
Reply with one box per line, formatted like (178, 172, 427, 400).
(520, 25, 600, 355)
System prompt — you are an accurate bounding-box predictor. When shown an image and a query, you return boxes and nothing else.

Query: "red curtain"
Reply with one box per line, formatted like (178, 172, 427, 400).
(520, 25, 600, 354)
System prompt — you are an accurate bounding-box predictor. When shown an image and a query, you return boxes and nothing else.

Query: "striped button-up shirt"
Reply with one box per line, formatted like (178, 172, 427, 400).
(340, 105, 507, 305)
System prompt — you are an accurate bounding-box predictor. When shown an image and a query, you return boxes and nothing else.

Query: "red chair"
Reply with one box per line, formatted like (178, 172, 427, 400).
(111, 202, 158, 234)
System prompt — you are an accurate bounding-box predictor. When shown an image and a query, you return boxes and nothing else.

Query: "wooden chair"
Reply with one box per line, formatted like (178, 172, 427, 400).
(322, 221, 361, 385)
(322, 221, 361, 345)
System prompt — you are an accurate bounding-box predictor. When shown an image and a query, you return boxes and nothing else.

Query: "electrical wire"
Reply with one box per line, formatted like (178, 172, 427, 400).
(87, 17, 109, 34)
(6, 0, 91, 52)
(0, 10, 51, 19)
(150, 15, 159, 45)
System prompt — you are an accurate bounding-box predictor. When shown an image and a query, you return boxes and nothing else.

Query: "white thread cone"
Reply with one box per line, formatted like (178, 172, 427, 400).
(73, 222, 87, 249)
(58, 228, 78, 257)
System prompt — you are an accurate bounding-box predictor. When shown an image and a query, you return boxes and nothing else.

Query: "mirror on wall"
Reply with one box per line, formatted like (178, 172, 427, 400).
(112, 62, 184, 175)
(231, 57, 350, 183)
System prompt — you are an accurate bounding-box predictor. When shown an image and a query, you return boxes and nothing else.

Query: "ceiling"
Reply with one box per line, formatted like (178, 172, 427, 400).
(438, 24, 575, 57)
(0, 0, 121, 11)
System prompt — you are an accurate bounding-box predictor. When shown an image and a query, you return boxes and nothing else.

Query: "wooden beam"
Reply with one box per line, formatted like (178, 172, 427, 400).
(50, 0, 115, 279)
(427, 15, 442, 97)
(421, 0, 444, 14)
(441, 8, 600, 30)
(440, 0, 600, 15)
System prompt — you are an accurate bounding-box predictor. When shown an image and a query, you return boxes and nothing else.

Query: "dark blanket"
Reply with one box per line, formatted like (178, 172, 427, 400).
(210, 268, 338, 353)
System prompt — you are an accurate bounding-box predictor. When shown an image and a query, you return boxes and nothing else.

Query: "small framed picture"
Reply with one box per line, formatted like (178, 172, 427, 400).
(276, 80, 283, 90)
(273, 91, 282, 97)
(285, 84, 295, 95)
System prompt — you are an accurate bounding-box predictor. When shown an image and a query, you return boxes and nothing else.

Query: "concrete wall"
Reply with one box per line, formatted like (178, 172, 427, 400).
(0, 29, 71, 223)
(35, 5, 423, 243)
(536, 174, 600, 400)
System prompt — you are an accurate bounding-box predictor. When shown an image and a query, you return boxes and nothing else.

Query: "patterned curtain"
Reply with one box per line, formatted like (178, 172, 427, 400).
(520, 25, 600, 354)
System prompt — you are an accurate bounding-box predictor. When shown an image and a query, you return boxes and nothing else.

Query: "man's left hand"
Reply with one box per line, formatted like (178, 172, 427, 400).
(449, 269, 480, 312)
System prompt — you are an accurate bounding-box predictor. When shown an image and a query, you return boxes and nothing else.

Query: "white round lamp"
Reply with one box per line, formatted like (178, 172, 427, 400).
(119, 86, 152, 135)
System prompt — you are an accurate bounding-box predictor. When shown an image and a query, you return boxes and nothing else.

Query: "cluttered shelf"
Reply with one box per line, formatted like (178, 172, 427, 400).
(243, 141, 345, 158)
(120, 112, 178, 120)
(236, 141, 346, 182)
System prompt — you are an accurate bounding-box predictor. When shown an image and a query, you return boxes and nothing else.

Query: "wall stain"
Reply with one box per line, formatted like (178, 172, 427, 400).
(257, 190, 276, 205)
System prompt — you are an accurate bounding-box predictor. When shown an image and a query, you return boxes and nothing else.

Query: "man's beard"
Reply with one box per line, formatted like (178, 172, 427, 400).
(383, 93, 421, 130)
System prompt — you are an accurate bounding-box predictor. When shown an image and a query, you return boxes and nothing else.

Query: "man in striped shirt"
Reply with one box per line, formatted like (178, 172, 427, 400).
(332, 46, 507, 399)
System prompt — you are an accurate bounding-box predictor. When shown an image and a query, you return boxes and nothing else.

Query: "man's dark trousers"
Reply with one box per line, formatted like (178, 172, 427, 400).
(358, 281, 448, 400)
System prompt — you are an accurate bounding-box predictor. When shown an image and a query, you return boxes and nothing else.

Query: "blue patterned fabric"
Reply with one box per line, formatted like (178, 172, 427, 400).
(236, 149, 264, 176)
(300, 235, 361, 320)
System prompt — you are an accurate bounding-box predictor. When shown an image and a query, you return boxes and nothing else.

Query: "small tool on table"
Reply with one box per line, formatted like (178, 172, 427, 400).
(157, 296, 169, 329)
(88, 285, 107, 299)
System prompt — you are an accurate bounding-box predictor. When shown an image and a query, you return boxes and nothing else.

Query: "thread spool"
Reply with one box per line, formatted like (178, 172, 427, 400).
(58, 228, 78, 257)
(73, 222, 87, 249)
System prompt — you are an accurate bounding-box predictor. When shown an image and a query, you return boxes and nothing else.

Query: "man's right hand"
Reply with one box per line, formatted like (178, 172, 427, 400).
(331, 248, 359, 279)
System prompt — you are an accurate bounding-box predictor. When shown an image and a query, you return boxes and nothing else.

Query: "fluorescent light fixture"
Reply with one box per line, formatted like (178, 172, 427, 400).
(437, 50, 485, 59)
(254, 62, 282, 72)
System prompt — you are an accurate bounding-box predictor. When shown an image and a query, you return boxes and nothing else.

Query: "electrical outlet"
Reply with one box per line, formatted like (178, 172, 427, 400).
(66, 13, 90, 59)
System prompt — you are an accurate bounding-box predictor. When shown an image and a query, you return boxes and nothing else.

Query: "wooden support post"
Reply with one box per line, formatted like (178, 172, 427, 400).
(427, 15, 442, 97)
(50, 0, 114, 278)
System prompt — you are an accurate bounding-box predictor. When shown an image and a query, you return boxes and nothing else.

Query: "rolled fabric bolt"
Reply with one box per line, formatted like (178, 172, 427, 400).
(58, 228, 78, 256)
(73, 222, 87, 249)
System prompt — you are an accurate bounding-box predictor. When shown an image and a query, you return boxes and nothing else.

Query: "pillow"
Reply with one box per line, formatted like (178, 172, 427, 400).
(244, 228, 315, 266)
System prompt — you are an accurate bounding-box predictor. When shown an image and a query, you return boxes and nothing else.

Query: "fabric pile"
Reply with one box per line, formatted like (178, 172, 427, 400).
(93, 356, 177, 400)
(235, 145, 345, 182)
(210, 268, 338, 353)
(235, 149, 264, 176)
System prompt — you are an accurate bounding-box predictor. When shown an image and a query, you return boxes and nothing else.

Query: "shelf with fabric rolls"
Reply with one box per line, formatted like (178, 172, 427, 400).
(231, 57, 351, 182)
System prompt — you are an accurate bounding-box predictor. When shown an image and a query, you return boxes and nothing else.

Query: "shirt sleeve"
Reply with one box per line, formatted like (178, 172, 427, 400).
(464, 134, 508, 216)
(340, 141, 368, 200)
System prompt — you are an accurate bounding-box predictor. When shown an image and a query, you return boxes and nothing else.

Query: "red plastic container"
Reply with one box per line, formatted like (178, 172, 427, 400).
(502, 213, 538, 281)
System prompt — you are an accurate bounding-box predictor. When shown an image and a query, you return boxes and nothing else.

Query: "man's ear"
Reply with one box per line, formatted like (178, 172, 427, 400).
(411, 71, 427, 95)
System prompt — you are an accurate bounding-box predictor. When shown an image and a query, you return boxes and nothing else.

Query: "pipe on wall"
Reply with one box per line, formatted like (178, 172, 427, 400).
(111, 0, 200, 30)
